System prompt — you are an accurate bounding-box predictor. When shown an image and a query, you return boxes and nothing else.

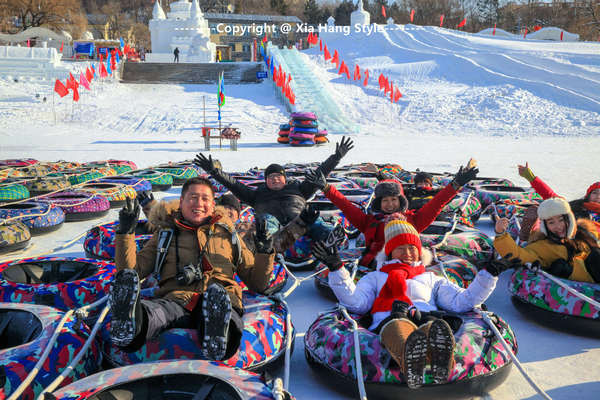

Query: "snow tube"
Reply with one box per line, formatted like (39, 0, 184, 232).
(316, 129, 328, 137)
(4, 164, 50, 178)
(129, 169, 174, 191)
(0, 221, 31, 254)
(305, 308, 515, 400)
(26, 176, 71, 196)
(314, 248, 478, 301)
(442, 193, 483, 225)
(279, 123, 291, 130)
(85, 160, 137, 175)
(419, 221, 493, 265)
(293, 119, 318, 128)
(290, 111, 317, 121)
(278, 130, 290, 137)
(235, 260, 289, 295)
(291, 125, 318, 133)
(0, 256, 114, 310)
(278, 136, 290, 144)
(289, 131, 315, 140)
(0, 303, 101, 399)
(0, 201, 65, 235)
(40, 191, 110, 222)
(290, 140, 315, 147)
(492, 199, 540, 221)
(0, 182, 30, 201)
(50, 360, 293, 400)
(156, 163, 200, 185)
(66, 169, 107, 185)
(339, 171, 379, 189)
(79, 182, 137, 208)
(473, 184, 540, 208)
(83, 220, 153, 261)
(100, 291, 294, 372)
(0, 158, 38, 167)
(315, 136, 328, 144)
(97, 176, 152, 194)
(510, 267, 600, 337)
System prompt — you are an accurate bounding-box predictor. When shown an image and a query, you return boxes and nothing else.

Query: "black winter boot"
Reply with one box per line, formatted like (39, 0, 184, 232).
(201, 283, 232, 361)
(403, 330, 428, 389)
(110, 269, 141, 347)
(428, 319, 456, 384)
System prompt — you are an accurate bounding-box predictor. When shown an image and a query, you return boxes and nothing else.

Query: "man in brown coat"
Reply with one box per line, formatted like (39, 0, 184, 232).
(109, 177, 275, 361)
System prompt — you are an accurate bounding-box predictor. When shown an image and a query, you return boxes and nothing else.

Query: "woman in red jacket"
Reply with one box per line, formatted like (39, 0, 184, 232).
(305, 161, 478, 268)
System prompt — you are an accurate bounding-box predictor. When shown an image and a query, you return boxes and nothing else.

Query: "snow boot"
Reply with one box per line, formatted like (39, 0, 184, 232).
(109, 269, 141, 347)
(201, 283, 232, 361)
(379, 318, 417, 370)
(403, 330, 428, 389)
(428, 318, 456, 384)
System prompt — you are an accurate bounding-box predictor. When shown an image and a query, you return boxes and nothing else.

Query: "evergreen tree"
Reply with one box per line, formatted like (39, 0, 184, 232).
(333, 0, 356, 25)
(270, 0, 288, 15)
(304, 0, 321, 24)
(476, 0, 499, 25)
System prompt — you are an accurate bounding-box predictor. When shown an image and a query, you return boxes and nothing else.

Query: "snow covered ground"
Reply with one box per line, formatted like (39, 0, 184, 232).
(0, 24, 599, 399)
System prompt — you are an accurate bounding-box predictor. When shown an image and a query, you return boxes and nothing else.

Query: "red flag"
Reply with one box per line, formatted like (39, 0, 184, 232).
(523, 28, 528, 39)
(338, 61, 350, 79)
(560, 31, 564, 41)
(394, 89, 402, 102)
(324, 46, 331, 61)
(319, 39, 322, 51)
(457, 18, 466, 28)
(363, 69, 369, 87)
(99, 61, 108, 78)
(533, 25, 542, 32)
(69, 72, 79, 88)
(85, 67, 93, 83)
(262, 34, 267, 43)
(99, 53, 103, 63)
(493, 23, 496, 36)
(331, 50, 339, 67)
(378, 73, 385, 90)
(54, 79, 69, 97)
(381, 5, 386, 18)
(72, 85, 79, 102)
(353, 64, 361, 81)
(410, 9, 415, 23)
(384, 77, 390, 94)
(440, 15, 444, 27)
(307, 32, 313, 46)
(59, 42, 63, 52)
(79, 73, 91, 90)
(390, 82, 394, 102)
(27, 39, 30, 47)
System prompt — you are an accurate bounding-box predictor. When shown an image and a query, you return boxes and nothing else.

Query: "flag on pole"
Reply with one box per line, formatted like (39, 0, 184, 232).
(440, 14, 445, 27)
(493, 23, 496, 36)
(457, 18, 466, 28)
(363, 69, 369, 87)
(410, 9, 415, 23)
(381, 5, 386, 18)
(59, 42, 64, 53)
(217, 71, 225, 121)
(54, 79, 69, 97)
(79, 73, 91, 90)
(119, 37, 125, 49)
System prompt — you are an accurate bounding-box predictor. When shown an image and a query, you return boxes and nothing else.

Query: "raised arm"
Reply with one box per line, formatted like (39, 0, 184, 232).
(518, 162, 558, 200)
(194, 153, 257, 205)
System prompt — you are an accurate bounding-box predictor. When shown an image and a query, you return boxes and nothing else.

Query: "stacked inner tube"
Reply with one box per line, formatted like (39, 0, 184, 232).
(0, 201, 65, 235)
(40, 191, 110, 222)
(0, 303, 101, 399)
(315, 129, 328, 144)
(278, 123, 291, 144)
(289, 112, 317, 147)
(0, 221, 31, 254)
(129, 169, 173, 192)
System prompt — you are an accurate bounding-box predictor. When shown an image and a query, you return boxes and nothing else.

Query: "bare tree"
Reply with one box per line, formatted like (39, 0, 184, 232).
(2, 0, 84, 31)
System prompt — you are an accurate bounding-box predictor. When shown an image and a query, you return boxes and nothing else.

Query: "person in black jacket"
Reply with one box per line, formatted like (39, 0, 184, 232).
(194, 136, 354, 241)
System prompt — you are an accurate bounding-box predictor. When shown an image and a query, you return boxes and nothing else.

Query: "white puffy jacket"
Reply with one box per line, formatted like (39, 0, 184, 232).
(328, 256, 498, 330)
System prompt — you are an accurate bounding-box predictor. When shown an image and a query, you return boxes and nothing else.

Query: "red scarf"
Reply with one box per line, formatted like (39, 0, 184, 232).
(371, 262, 426, 314)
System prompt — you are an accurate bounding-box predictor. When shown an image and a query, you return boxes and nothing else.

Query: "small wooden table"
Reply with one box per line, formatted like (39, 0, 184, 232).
(202, 127, 241, 151)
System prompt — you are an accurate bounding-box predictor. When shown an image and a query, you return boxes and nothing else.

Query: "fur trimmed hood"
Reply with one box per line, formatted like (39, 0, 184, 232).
(148, 199, 235, 231)
(374, 247, 433, 271)
(528, 218, 598, 244)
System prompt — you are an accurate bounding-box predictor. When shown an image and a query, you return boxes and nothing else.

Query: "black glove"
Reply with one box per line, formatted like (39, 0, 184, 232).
(137, 190, 154, 208)
(334, 136, 354, 160)
(254, 216, 274, 254)
(116, 198, 141, 234)
(548, 258, 573, 279)
(584, 247, 600, 283)
(299, 204, 320, 226)
(484, 253, 521, 276)
(312, 240, 343, 271)
(452, 165, 479, 188)
(194, 153, 218, 174)
(304, 169, 327, 191)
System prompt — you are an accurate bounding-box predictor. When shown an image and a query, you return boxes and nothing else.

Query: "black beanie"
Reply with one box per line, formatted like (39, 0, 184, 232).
(414, 172, 433, 185)
(264, 164, 286, 179)
(217, 193, 241, 213)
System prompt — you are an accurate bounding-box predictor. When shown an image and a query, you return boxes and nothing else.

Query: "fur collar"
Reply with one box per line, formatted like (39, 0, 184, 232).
(528, 218, 598, 244)
(149, 199, 234, 231)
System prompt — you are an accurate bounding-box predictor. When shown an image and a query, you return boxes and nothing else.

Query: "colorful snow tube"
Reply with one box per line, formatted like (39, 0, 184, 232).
(420, 221, 493, 265)
(0, 158, 38, 167)
(129, 169, 173, 191)
(0, 201, 65, 235)
(0, 303, 101, 399)
(50, 360, 293, 400)
(289, 131, 315, 140)
(100, 292, 294, 372)
(79, 182, 137, 208)
(40, 191, 110, 222)
(314, 249, 478, 301)
(5, 164, 50, 178)
(235, 260, 289, 295)
(290, 126, 318, 134)
(0, 256, 114, 310)
(510, 267, 600, 337)
(338, 171, 379, 189)
(290, 140, 315, 147)
(96, 176, 152, 194)
(0, 221, 31, 254)
(290, 111, 317, 121)
(85, 160, 137, 175)
(156, 163, 200, 185)
(83, 220, 153, 261)
(443, 193, 483, 224)
(66, 169, 107, 185)
(0, 182, 30, 202)
(278, 136, 290, 144)
(315, 136, 328, 144)
(493, 199, 540, 221)
(293, 120, 318, 128)
(305, 308, 515, 400)
(26, 176, 71, 196)
(472, 184, 541, 208)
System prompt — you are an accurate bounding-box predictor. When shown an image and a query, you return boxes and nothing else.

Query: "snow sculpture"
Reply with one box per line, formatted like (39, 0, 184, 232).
(351, 0, 370, 27)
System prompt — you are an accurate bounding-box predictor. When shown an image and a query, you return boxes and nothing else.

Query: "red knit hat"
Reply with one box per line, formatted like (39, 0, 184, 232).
(586, 182, 600, 199)
(384, 220, 422, 257)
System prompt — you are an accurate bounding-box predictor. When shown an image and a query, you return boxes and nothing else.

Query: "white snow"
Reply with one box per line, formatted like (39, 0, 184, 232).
(1, 23, 599, 399)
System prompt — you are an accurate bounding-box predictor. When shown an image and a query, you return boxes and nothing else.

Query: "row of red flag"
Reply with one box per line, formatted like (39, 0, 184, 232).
(379, 6, 465, 28)
(53, 67, 95, 102)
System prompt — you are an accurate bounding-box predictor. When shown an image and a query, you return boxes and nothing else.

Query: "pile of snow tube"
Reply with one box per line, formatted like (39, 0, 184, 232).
(510, 267, 600, 336)
(0, 302, 102, 399)
(0, 221, 31, 254)
(472, 184, 541, 208)
(0, 256, 115, 310)
(336, 171, 379, 189)
(289, 112, 318, 147)
(26, 175, 71, 196)
(315, 129, 328, 144)
(40, 191, 110, 222)
(129, 169, 173, 192)
(0, 201, 65, 235)
(79, 182, 137, 208)
(156, 162, 201, 185)
(0, 182, 30, 201)
(96, 176, 152, 194)
(99, 291, 294, 372)
(83, 220, 153, 260)
(420, 221, 493, 265)
(305, 308, 516, 400)
(50, 359, 293, 400)
(0, 158, 38, 168)
(278, 123, 291, 144)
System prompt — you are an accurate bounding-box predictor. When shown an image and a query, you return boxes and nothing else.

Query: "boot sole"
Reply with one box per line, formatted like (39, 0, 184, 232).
(404, 330, 428, 389)
(202, 284, 232, 361)
(429, 319, 456, 384)
(110, 269, 140, 347)
(325, 224, 346, 248)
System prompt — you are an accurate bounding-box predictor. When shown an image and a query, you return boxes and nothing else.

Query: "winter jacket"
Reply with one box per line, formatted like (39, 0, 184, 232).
(328, 254, 497, 330)
(324, 183, 459, 267)
(208, 154, 341, 226)
(493, 219, 599, 283)
(407, 187, 441, 210)
(115, 200, 275, 314)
